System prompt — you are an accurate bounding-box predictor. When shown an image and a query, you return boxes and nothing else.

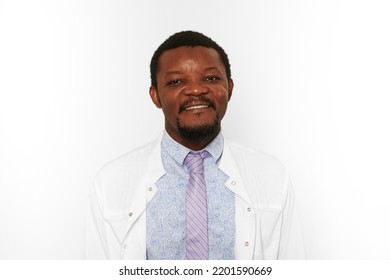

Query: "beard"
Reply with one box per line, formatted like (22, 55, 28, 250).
(177, 114, 220, 142)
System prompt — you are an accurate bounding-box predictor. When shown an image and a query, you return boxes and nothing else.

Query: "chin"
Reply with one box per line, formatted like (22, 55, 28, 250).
(177, 120, 220, 142)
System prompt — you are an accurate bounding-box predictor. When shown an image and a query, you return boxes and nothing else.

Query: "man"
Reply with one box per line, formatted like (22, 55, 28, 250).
(85, 31, 305, 259)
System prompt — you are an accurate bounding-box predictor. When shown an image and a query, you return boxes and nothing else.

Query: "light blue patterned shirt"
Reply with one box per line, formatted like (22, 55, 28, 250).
(146, 131, 236, 259)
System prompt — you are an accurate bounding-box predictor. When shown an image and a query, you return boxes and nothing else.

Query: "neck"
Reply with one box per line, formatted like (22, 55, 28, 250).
(181, 137, 216, 151)
(167, 129, 220, 151)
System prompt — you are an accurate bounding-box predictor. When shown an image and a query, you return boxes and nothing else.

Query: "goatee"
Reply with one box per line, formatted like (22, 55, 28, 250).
(177, 117, 220, 142)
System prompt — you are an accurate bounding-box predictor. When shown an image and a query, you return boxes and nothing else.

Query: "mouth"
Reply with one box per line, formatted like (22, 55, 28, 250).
(184, 104, 210, 111)
(180, 98, 214, 113)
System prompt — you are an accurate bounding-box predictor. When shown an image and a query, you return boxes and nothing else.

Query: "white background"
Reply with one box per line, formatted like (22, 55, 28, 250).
(1, 0, 389, 259)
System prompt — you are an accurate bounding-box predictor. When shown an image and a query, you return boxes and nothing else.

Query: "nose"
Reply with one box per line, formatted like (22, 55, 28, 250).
(182, 80, 208, 96)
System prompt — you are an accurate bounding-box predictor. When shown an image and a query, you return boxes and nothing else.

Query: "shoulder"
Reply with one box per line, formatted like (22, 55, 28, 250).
(95, 139, 159, 184)
(224, 139, 290, 209)
(225, 139, 286, 175)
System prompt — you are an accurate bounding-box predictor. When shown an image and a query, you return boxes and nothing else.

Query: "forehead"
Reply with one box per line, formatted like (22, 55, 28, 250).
(157, 46, 224, 72)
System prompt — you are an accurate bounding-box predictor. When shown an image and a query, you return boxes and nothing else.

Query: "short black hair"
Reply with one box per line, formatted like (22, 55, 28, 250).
(150, 30, 231, 88)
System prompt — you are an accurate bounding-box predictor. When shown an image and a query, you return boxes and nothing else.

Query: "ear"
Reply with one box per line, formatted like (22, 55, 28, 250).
(149, 86, 162, 108)
(228, 79, 234, 101)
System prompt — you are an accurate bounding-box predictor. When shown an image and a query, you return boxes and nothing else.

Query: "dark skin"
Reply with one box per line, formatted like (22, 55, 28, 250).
(149, 46, 234, 151)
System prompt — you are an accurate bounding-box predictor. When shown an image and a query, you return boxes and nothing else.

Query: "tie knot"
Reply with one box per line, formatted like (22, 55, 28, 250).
(184, 151, 210, 174)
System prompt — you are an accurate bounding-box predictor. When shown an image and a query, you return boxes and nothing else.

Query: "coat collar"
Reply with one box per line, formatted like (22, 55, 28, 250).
(146, 134, 166, 187)
(218, 140, 252, 205)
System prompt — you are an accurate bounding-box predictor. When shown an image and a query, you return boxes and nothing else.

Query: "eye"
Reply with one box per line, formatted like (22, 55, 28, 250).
(166, 79, 182, 86)
(205, 76, 220, 81)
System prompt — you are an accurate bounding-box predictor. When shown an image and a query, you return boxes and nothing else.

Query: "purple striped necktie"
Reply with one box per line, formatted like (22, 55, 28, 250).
(184, 150, 210, 260)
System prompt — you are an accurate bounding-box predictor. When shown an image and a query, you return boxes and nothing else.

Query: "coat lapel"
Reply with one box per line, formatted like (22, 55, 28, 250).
(219, 140, 252, 204)
(118, 136, 165, 259)
(219, 140, 256, 259)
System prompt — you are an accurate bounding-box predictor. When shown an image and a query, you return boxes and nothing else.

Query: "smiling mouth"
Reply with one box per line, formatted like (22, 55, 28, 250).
(185, 105, 210, 111)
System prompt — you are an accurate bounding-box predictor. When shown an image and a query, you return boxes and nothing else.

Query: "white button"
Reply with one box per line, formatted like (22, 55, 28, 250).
(231, 181, 237, 185)
(245, 242, 249, 246)
(148, 187, 153, 191)
(123, 244, 127, 249)
(247, 207, 251, 212)
(128, 212, 133, 217)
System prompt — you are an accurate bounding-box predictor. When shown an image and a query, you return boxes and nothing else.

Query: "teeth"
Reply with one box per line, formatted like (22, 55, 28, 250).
(185, 105, 209, 110)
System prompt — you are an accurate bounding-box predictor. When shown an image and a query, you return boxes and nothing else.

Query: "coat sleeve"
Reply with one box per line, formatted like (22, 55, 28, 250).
(278, 177, 306, 259)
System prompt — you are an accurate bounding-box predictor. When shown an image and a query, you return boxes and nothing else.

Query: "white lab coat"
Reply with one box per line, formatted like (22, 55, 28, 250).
(85, 136, 305, 259)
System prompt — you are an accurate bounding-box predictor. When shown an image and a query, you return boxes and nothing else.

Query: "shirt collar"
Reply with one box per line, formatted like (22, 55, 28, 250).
(161, 130, 224, 166)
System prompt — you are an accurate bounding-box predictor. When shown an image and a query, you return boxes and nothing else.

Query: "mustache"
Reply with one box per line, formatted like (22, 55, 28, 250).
(179, 97, 215, 112)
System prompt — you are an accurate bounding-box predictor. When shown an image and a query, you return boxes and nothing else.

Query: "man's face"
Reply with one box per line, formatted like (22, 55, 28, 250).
(149, 46, 233, 147)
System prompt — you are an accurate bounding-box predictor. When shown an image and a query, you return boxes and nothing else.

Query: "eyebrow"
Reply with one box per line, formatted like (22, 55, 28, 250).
(204, 66, 219, 72)
(165, 67, 221, 76)
(165, 70, 183, 76)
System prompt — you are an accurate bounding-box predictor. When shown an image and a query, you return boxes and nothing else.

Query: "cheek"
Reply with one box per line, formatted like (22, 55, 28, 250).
(215, 95, 230, 117)
(161, 99, 179, 115)
(216, 94, 230, 108)
(219, 103, 229, 116)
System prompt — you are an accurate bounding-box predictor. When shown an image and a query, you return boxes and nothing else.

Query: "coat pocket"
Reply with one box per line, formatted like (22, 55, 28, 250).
(103, 211, 132, 245)
(257, 208, 282, 259)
